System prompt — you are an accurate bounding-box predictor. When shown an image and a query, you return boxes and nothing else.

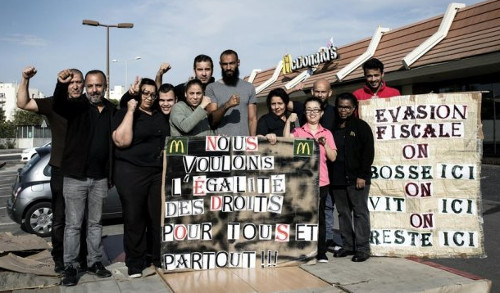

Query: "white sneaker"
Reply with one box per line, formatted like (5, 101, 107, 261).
(129, 273, 142, 278)
(317, 253, 329, 263)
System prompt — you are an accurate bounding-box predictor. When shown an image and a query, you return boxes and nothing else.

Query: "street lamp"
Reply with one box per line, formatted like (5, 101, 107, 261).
(112, 56, 142, 88)
(82, 19, 134, 99)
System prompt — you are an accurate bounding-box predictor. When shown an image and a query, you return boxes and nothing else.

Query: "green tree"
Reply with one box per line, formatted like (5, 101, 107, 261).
(0, 108, 15, 139)
(12, 109, 43, 126)
(0, 120, 16, 138)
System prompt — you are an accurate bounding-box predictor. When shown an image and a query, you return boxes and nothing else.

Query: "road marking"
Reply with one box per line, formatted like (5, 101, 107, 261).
(0, 222, 16, 226)
(0, 153, 21, 158)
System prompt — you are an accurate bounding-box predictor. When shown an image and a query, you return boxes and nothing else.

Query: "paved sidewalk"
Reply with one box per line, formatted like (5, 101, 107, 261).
(36, 255, 491, 293)
(48, 234, 491, 293)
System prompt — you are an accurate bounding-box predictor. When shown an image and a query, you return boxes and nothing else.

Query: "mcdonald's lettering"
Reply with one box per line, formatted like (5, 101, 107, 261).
(294, 140, 313, 156)
(282, 46, 339, 75)
(167, 138, 188, 155)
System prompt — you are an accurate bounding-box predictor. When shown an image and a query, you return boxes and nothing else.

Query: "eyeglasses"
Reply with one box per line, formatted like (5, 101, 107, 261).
(142, 91, 157, 100)
(305, 108, 322, 114)
(338, 106, 354, 111)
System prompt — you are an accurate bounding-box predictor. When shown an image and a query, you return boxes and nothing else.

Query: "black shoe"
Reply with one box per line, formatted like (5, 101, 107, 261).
(78, 262, 88, 273)
(88, 262, 112, 278)
(334, 249, 355, 258)
(128, 267, 143, 278)
(352, 252, 370, 262)
(316, 253, 329, 263)
(54, 260, 64, 274)
(61, 265, 78, 286)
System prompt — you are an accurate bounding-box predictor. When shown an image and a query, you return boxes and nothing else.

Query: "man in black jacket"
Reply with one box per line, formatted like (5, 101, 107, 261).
(53, 69, 115, 286)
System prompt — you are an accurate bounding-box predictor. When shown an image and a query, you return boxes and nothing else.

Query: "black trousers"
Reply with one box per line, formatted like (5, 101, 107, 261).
(317, 185, 330, 255)
(50, 166, 87, 264)
(331, 184, 371, 253)
(114, 160, 162, 269)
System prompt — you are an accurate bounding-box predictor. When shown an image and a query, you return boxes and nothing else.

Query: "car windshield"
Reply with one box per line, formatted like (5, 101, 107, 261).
(20, 153, 41, 176)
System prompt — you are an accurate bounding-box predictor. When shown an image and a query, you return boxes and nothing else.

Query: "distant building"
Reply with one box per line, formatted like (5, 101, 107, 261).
(110, 85, 125, 102)
(0, 82, 44, 121)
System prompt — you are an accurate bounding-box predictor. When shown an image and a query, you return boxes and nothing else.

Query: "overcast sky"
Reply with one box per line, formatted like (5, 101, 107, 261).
(0, 0, 482, 95)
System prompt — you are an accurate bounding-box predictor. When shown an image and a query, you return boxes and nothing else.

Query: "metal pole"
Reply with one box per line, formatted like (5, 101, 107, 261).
(106, 26, 110, 99)
(493, 96, 497, 154)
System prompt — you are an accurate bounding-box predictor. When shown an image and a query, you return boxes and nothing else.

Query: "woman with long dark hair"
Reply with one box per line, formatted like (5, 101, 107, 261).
(257, 88, 293, 144)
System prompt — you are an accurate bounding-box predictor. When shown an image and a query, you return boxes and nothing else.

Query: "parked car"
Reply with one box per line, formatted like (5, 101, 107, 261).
(20, 141, 51, 162)
(7, 146, 122, 237)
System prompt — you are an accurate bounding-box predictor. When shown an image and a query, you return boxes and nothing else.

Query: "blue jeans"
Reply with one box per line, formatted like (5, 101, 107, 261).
(63, 176, 107, 267)
(51, 167, 87, 265)
(325, 191, 343, 246)
(325, 193, 335, 241)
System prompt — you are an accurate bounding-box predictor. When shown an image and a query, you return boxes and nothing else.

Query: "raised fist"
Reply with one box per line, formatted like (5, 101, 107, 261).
(127, 99, 138, 112)
(201, 96, 211, 109)
(226, 94, 240, 108)
(158, 63, 171, 75)
(287, 113, 298, 123)
(58, 69, 73, 83)
(22, 66, 37, 79)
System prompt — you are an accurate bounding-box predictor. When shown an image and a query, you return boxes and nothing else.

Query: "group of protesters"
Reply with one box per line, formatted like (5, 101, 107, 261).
(17, 50, 399, 285)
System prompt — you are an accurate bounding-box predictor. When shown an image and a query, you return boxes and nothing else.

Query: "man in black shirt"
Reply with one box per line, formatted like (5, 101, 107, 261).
(17, 66, 87, 274)
(53, 69, 115, 286)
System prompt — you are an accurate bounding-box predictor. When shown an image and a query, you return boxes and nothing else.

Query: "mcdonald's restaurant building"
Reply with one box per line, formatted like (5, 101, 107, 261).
(247, 0, 500, 156)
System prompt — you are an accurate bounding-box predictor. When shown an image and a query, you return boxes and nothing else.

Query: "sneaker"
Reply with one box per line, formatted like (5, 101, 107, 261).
(54, 260, 64, 274)
(61, 265, 78, 286)
(326, 239, 343, 252)
(316, 253, 329, 263)
(325, 239, 335, 248)
(88, 262, 112, 278)
(128, 267, 142, 278)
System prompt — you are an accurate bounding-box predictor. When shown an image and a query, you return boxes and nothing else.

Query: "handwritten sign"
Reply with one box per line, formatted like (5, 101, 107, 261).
(360, 92, 485, 258)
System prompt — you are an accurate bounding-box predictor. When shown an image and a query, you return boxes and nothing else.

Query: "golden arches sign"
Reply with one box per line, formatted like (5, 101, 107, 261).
(294, 140, 313, 156)
(167, 138, 188, 155)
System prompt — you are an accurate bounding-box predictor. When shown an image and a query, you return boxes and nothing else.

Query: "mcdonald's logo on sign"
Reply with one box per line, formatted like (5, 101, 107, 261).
(293, 139, 314, 157)
(282, 54, 292, 75)
(166, 137, 188, 155)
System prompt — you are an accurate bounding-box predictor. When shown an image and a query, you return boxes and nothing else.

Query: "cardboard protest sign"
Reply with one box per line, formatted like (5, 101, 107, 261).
(359, 92, 485, 258)
(160, 136, 320, 272)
